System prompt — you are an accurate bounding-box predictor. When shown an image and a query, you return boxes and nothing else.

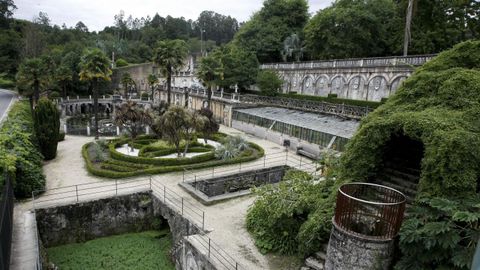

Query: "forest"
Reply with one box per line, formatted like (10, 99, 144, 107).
(0, 0, 478, 95)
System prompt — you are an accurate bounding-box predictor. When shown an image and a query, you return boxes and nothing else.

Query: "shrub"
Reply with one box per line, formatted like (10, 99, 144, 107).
(49, 91, 60, 99)
(214, 143, 240, 160)
(257, 70, 283, 96)
(57, 131, 65, 142)
(33, 98, 60, 160)
(115, 58, 129, 67)
(0, 75, 15, 89)
(0, 101, 45, 198)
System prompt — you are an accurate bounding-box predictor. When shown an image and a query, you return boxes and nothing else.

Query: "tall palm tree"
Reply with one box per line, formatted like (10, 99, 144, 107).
(152, 40, 188, 106)
(15, 58, 45, 109)
(403, 0, 415, 56)
(79, 48, 112, 139)
(197, 50, 223, 108)
(147, 73, 158, 101)
(120, 72, 135, 98)
(55, 63, 73, 99)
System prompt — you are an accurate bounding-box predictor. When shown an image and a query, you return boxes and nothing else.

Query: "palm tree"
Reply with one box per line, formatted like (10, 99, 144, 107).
(15, 58, 45, 109)
(197, 51, 223, 108)
(120, 72, 135, 98)
(79, 48, 112, 139)
(147, 74, 158, 101)
(55, 63, 73, 99)
(152, 40, 188, 105)
(114, 101, 153, 144)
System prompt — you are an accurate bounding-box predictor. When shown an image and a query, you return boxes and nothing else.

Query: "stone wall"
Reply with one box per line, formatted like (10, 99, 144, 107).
(325, 221, 395, 270)
(36, 192, 157, 247)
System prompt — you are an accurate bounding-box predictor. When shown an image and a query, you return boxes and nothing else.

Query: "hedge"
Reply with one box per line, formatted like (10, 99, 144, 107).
(83, 140, 264, 179)
(0, 101, 45, 197)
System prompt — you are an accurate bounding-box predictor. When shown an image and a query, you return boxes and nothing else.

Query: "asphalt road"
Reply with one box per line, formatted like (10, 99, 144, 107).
(0, 89, 15, 122)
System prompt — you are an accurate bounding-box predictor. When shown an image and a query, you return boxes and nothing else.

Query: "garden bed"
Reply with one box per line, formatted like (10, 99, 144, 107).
(47, 230, 174, 270)
(82, 133, 265, 178)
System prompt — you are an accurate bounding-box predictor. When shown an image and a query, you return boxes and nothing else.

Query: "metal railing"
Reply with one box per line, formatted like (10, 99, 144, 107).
(31, 176, 244, 270)
(334, 183, 406, 239)
(183, 150, 318, 184)
(0, 174, 14, 270)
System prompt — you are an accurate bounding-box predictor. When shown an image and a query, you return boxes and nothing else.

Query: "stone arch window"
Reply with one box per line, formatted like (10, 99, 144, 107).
(315, 75, 329, 97)
(367, 76, 388, 101)
(390, 76, 407, 94)
(347, 76, 366, 100)
(301, 76, 315, 95)
(331, 76, 347, 98)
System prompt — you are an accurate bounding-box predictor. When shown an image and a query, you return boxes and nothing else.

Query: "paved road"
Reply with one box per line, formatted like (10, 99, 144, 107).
(0, 89, 15, 122)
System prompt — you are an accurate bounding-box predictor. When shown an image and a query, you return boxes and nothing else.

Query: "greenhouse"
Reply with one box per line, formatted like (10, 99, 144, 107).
(232, 107, 359, 152)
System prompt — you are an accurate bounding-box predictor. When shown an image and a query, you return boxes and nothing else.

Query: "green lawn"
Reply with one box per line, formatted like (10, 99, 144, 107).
(47, 230, 174, 270)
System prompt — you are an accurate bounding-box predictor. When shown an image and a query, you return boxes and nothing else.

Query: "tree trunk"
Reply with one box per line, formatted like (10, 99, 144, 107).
(124, 83, 128, 99)
(207, 85, 212, 109)
(28, 95, 34, 115)
(63, 83, 67, 99)
(33, 79, 40, 107)
(167, 71, 172, 105)
(151, 85, 154, 101)
(183, 140, 190, 157)
(403, 0, 414, 56)
(93, 79, 99, 140)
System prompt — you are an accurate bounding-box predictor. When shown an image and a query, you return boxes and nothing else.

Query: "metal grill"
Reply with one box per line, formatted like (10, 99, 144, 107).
(0, 174, 14, 270)
(334, 183, 406, 239)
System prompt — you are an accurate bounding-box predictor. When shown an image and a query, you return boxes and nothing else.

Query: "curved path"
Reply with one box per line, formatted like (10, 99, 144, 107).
(0, 89, 16, 124)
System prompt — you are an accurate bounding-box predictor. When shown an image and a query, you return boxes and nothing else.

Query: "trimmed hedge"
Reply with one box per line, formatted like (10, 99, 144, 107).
(0, 101, 45, 197)
(83, 140, 265, 179)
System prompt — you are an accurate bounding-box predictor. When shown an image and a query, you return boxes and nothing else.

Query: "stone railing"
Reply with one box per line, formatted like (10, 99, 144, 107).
(239, 94, 372, 119)
(261, 54, 436, 70)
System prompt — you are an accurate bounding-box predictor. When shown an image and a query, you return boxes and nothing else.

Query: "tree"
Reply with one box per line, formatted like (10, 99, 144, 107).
(55, 63, 72, 98)
(217, 45, 259, 90)
(281, 34, 305, 62)
(15, 58, 46, 109)
(0, 0, 16, 27)
(304, 0, 399, 59)
(182, 111, 207, 156)
(79, 48, 112, 139)
(232, 0, 309, 63)
(33, 98, 60, 160)
(197, 50, 223, 107)
(256, 70, 283, 96)
(147, 73, 157, 101)
(152, 39, 188, 105)
(120, 72, 135, 98)
(403, 0, 414, 56)
(114, 100, 153, 143)
(159, 106, 189, 157)
(198, 107, 219, 143)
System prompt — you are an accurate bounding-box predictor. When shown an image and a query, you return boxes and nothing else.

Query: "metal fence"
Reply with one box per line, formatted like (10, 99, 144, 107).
(334, 183, 406, 239)
(183, 150, 318, 184)
(32, 176, 243, 270)
(0, 174, 14, 270)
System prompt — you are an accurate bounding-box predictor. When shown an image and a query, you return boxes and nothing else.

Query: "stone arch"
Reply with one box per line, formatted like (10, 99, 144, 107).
(80, 103, 86, 114)
(330, 75, 347, 98)
(347, 75, 367, 100)
(390, 76, 407, 95)
(301, 75, 315, 95)
(314, 75, 329, 97)
(367, 75, 388, 101)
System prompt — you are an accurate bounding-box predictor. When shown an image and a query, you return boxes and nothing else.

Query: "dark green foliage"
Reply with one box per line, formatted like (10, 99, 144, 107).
(256, 70, 283, 96)
(33, 98, 60, 160)
(47, 230, 174, 270)
(0, 101, 45, 198)
(198, 108, 219, 141)
(246, 170, 334, 254)
(305, 0, 399, 59)
(233, 0, 309, 63)
(57, 131, 65, 142)
(115, 58, 128, 67)
(395, 196, 480, 270)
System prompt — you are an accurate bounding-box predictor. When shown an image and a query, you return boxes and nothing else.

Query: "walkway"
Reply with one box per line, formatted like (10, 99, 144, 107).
(11, 125, 314, 270)
(0, 89, 16, 124)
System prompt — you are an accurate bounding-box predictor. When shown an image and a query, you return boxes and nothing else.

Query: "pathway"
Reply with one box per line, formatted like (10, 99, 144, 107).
(12, 125, 315, 270)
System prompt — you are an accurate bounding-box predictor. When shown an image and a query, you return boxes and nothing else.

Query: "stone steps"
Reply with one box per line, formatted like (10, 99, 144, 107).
(301, 245, 327, 270)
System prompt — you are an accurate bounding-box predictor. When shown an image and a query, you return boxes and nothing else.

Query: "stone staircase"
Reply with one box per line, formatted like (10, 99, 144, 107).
(373, 161, 420, 204)
(301, 245, 328, 270)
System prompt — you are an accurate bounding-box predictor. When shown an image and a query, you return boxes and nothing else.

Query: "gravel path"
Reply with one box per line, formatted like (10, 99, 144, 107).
(41, 126, 308, 270)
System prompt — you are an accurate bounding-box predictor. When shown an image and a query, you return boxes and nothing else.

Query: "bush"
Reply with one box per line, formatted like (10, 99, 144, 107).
(0, 75, 15, 89)
(256, 70, 283, 96)
(115, 58, 129, 67)
(57, 131, 65, 142)
(0, 101, 45, 198)
(33, 98, 60, 160)
(49, 91, 60, 99)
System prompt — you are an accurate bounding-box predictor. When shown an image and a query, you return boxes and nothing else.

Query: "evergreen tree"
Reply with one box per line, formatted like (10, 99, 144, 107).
(33, 98, 60, 160)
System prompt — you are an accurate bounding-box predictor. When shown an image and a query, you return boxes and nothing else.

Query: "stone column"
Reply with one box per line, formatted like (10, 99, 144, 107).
(325, 220, 395, 270)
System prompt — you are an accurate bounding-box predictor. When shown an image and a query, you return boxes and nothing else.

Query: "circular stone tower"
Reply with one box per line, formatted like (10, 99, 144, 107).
(325, 183, 406, 270)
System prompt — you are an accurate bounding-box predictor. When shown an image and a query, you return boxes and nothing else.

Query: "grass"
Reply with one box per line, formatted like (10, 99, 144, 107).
(47, 230, 174, 270)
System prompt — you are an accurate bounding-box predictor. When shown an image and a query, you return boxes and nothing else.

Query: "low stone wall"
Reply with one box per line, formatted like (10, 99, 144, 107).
(180, 166, 288, 205)
(36, 192, 157, 247)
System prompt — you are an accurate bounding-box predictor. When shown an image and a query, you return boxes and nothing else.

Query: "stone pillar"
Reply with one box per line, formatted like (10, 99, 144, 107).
(63, 124, 67, 134)
(325, 221, 395, 270)
(146, 126, 150, 135)
(87, 126, 91, 136)
(116, 126, 120, 136)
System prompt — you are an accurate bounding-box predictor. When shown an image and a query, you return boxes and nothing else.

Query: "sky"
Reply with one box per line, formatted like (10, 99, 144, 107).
(13, 0, 333, 32)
